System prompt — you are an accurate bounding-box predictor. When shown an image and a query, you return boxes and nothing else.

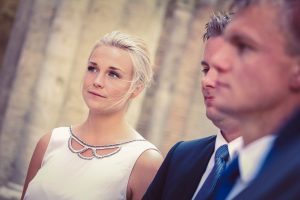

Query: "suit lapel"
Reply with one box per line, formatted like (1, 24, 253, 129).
(175, 137, 216, 199)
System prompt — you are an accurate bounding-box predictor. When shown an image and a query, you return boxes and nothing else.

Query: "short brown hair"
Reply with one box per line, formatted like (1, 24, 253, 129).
(203, 12, 232, 41)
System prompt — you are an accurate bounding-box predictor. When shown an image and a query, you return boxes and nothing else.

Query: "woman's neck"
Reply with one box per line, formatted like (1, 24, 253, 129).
(74, 110, 136, 145)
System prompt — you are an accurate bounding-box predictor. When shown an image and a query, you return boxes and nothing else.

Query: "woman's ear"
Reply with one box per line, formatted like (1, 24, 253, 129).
(130, 83, 145, 99)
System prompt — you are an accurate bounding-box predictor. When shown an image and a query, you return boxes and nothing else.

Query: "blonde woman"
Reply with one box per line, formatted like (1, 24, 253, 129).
(21, 31, 163, 200)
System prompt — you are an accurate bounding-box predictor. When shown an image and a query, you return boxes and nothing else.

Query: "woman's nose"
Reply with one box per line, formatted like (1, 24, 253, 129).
(93, 73, 105, 88)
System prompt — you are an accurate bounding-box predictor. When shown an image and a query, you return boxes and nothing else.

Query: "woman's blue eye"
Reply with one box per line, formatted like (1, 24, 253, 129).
(108, 71, 121, 78)
(87, 66, 97, 72)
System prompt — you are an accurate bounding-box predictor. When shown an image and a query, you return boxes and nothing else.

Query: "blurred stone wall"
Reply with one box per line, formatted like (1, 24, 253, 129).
(0, 0, 227, 199)
(0, 0, 19, 70)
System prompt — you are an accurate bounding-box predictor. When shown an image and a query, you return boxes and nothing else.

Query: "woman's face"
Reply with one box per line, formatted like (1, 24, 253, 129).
(82, 45, 134, 113)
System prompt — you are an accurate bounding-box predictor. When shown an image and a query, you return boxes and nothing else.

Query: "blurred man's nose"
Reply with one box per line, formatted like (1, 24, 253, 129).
(210, 45, 232, 73)
(202, 68, 218, 88)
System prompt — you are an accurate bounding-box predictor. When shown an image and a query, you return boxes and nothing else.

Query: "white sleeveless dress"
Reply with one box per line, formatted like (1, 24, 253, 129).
(24, 127, 158, 200)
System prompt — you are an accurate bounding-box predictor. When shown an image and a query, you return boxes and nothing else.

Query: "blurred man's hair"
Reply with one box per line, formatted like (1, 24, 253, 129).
(230, 0, 300, 55)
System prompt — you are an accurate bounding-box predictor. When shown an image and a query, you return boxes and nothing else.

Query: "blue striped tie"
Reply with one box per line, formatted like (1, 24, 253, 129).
(194, 144, 230, 200)
(214, 157, 240, 200)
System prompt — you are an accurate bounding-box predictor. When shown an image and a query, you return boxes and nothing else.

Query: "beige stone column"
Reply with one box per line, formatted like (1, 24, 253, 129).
(0, 0, 20, 132)
(0, 0, 90, 187)
(14, 0, 89, 184)
(137, 0, 196, 150)
(0, 0, 31, 136)
(137, 0, 224, 154)
(0, 0, 60, 186)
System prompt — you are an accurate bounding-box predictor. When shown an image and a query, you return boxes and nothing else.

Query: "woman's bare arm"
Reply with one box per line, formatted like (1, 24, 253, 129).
(127, 149, 163, 200)
(21, 133, 51, 200)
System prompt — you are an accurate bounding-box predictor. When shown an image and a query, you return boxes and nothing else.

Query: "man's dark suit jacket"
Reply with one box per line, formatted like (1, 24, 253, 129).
(228, 109, 300, 200)
(143, 135, 217, 200)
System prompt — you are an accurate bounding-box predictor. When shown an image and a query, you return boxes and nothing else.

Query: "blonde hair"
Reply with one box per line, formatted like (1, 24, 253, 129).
(91, 31, 153, 108)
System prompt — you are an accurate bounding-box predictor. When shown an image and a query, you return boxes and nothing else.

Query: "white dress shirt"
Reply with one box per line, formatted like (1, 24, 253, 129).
(226, 135, 276, 200)
(192, 132, 243, 199)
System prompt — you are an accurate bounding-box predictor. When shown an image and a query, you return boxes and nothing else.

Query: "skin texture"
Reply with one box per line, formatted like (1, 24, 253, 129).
(211, 4, 300, 145)
(21, 45, 163, 200)
(201, 37, 240, 142)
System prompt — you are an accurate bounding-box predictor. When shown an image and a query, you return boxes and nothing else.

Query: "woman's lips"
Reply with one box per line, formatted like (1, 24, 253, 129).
(88, 91, 106, 98)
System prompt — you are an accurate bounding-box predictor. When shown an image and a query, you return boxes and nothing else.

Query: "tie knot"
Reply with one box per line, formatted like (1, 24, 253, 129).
(215, 144, 229, 161)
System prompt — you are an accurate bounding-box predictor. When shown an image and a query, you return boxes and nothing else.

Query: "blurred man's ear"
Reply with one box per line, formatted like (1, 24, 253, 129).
(290, 59, 300, 91)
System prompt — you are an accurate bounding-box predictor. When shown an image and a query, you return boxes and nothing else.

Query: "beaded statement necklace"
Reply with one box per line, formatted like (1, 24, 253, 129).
(68, 127, 146, 160)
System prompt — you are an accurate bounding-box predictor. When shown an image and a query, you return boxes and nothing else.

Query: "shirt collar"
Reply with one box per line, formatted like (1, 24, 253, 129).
(215, 132, 243, 161)
(238, 135, 276, 183)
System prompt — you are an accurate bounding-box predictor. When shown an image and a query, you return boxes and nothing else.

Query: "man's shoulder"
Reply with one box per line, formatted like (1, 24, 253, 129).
(236, 110, 300, 199)
(167, 135, 216, 161)
(177, 135, 217, 150)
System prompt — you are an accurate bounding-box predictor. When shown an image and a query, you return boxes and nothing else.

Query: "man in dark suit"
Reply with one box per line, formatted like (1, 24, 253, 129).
(210, 0, 300, 199)
(143, 13, 242, 200)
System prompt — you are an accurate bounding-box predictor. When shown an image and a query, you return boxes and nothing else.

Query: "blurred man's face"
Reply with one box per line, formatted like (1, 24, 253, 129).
(201, 36, 227, 123)
(211, 4, 298, 117)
